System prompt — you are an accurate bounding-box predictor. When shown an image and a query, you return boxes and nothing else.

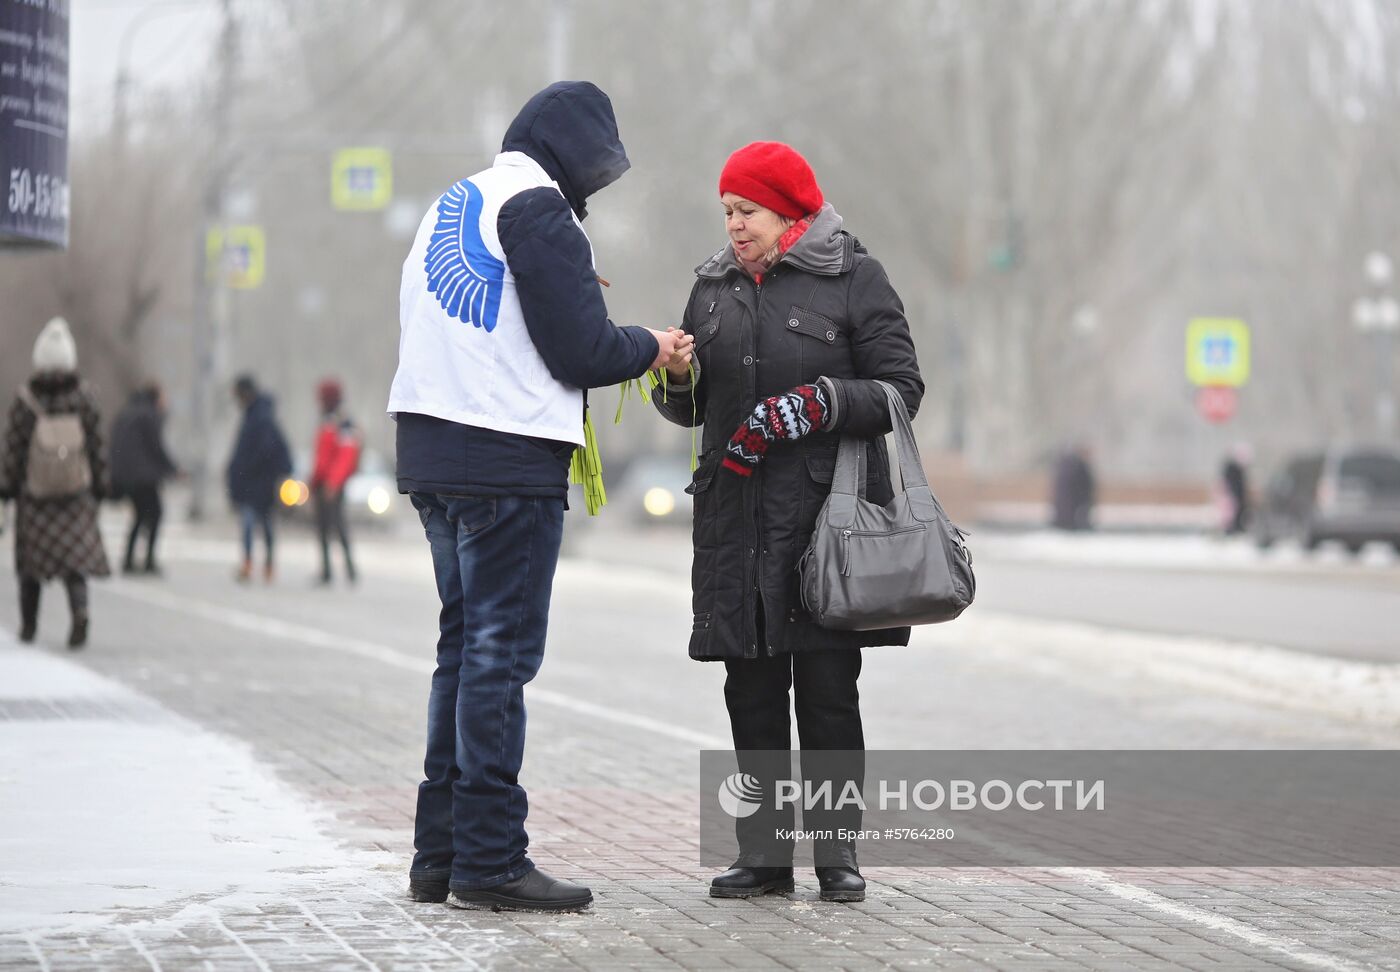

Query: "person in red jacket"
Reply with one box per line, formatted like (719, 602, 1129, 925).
(310, 378, 360, 584)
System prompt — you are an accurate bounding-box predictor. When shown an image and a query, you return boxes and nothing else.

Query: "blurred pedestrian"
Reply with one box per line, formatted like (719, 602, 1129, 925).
(389, 81, 689, 912)
(109, 381, 178, 576)
(226, 374, 293, 583)
(1051, 444, 1096, 531)
(652, 141, 924, 903)
(1220, 443, 1252, 536)
(0, 318, 110, 649)
(310, 378, 360, 585)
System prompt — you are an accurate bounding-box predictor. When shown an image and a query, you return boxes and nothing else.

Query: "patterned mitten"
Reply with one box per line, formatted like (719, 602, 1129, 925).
(723, 384, 830, 477)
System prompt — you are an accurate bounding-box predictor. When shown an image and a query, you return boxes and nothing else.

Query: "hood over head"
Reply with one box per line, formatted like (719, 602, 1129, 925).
(501, 81, 629, 220)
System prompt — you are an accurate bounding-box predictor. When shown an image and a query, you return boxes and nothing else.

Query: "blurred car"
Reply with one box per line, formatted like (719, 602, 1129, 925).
(606, 454, 696, 527)
(279, 447, 398, 524)
(1253, 446, 1400, 554)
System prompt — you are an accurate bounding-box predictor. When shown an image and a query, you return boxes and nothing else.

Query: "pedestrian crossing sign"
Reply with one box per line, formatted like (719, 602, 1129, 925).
(204, 225, 265, 289)
(332, 148, 393, 211)
(1186, 318, 1250, 387)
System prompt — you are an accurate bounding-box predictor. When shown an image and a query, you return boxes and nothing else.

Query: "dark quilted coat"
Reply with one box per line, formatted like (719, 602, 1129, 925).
(653, 204, 924, 660)
(0, 371, 111, 580)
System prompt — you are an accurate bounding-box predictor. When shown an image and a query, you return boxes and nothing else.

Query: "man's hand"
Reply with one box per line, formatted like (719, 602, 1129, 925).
(663, 326, 695, 380)
(647, 327, 695, 373)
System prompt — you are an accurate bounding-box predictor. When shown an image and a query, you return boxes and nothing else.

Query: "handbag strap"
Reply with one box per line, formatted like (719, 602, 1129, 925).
(15, 384, 46, 418)
(830, 380, 942, 524)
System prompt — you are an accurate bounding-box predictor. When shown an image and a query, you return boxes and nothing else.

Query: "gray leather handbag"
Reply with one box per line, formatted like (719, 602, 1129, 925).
(799, 381, 974, 630)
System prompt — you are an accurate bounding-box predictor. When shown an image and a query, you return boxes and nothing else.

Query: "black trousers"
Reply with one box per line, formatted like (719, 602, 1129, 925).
(123, 484, 163, 570)
(19, 573, 87, 625)
(314, 486, 356, 581)
(723, 648, 864, 868)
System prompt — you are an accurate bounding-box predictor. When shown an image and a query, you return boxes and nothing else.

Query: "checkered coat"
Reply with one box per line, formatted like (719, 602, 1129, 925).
(0, 372, 111, 580)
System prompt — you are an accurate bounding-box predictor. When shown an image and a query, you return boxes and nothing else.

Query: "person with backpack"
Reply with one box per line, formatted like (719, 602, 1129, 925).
(226, 374, 294, 583)
(0, 318, 111, 649)
(109, 381, 179, 576)
(310, 377, 361, 585)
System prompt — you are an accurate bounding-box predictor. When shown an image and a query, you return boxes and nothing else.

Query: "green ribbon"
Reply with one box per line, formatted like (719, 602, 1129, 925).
(573, 364, 701, 517)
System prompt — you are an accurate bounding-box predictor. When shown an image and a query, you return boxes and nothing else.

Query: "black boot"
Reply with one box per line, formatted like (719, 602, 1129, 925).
(407, 873, 449, 903)
(67, 613, 88, 650)
(18, 577, 39, 643)
(64, 576, 89, 650)
(709, 865, 795, 899)
(816, 866, 865, 903)
(448, 869, 592, 912)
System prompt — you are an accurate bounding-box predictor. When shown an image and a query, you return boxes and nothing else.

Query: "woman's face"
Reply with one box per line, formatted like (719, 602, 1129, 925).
(722, 193, 790, 261)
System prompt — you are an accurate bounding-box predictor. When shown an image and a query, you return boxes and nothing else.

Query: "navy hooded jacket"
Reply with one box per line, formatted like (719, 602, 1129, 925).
(395, 82, 656, 499)
(227, 394, 294, 511)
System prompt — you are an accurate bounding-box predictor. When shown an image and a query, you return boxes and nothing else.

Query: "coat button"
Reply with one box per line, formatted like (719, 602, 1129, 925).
(826, 330, 836, 341)
(734, 285, 741, 292)
(788, 318, 799, 328)
(743, 355, 754, 366)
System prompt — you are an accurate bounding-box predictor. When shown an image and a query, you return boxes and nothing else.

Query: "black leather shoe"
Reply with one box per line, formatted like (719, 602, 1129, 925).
(709, 866, 795, 898)
(67, 614, 88, 650)
(408, 875, 449, 903)
(449, 869, 592, 912)
(817, 866, 865, 902)
(18, 620, 36, 644)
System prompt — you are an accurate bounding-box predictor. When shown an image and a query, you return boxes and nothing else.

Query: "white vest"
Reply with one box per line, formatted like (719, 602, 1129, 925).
(388, 152, 587, 445)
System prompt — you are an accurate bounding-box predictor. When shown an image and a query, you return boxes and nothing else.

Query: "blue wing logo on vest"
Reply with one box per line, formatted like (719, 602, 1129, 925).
(425, 180, 506, 332)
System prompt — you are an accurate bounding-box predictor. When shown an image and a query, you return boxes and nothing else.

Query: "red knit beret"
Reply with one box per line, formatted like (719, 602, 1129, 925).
(718, 142, 823, 220)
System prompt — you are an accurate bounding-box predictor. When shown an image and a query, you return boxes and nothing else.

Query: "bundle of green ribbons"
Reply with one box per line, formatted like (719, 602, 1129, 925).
(570, 364, 698, 516)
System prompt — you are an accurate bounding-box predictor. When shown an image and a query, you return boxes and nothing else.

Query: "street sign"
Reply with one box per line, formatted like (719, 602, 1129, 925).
(1186, 317, 1250, 387)
(331, 147, 392, 211)
(1, 1, 70, 247)
(205, 226, 266, 289)
(1196, 385, 1237, 423)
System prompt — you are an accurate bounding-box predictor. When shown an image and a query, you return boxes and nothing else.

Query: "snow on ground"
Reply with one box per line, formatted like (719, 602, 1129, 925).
(929, 612, 1400, 739)
(0, 635, 391, 936)
(974, 529, 1399, 573)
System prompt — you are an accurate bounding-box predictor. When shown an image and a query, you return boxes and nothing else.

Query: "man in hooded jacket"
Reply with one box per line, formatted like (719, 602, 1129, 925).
(388, 81, 691, 912)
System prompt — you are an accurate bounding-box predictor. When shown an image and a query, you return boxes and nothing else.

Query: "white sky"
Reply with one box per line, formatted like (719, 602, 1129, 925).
(69, 0, 219, 137)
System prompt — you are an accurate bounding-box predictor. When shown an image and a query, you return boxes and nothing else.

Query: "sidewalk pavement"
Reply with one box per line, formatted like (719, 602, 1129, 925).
(7, 629, 1399, 971)
(3, 522, 1400, 970)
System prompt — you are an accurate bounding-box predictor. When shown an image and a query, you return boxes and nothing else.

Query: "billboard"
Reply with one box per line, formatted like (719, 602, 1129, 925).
(0, 0, 70, 248)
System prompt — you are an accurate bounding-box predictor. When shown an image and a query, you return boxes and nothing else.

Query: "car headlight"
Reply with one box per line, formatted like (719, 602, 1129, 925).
(643, 487, 676, 517)
(279, 479, 309, 507)
(367, 486, 392, 516)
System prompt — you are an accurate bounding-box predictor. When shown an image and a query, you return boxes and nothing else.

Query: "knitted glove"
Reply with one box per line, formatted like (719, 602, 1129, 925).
(723, 384, 830, 477)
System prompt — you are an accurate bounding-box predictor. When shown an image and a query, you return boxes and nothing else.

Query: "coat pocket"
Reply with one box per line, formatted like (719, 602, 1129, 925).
(805, 452, 836, 485)
(803, 445, 883, 491)
(785, 305, 839, 345)
(685, 451, 719, 495)
(692, 314, 722, 349)
(687, 452, 721, 553)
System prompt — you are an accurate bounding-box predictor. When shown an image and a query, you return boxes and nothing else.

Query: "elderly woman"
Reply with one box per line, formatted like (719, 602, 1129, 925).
(654, 142, 923, 902)
(0, 318, 110, 648)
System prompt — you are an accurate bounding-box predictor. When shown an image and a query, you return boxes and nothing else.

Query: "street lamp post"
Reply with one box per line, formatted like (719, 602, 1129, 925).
(1351, 252, 1400, 438)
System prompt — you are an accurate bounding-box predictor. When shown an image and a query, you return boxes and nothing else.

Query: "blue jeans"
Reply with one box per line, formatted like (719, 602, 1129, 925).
(239, 503, 274, 564)
(408, 492, 565, 891)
